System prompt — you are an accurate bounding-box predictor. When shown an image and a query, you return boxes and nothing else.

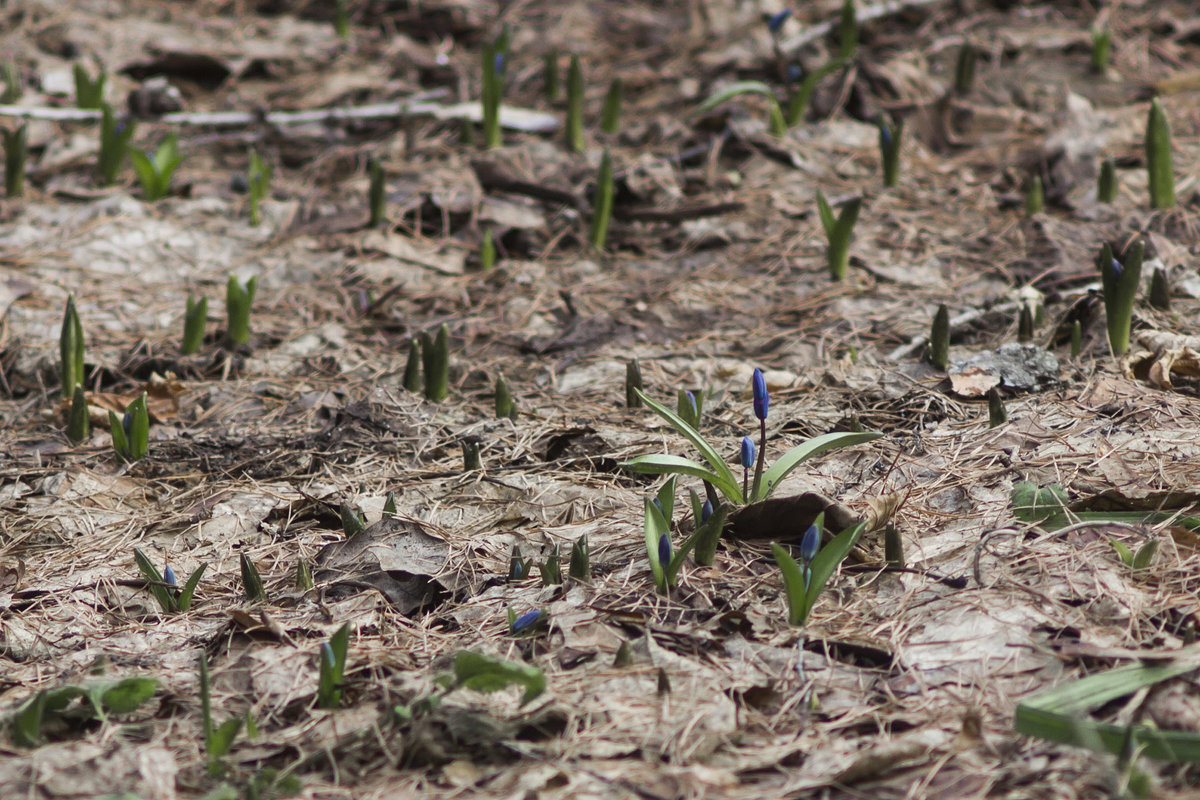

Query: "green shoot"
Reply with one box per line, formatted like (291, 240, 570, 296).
(340, 502, 366, 537)
(334, 0, 350, 39)
(773, 514, 865, 626)
(461, 440, 482, 471)
(3, 123, 26, 197)
(878, 116, 903, 187)
(1, 61, 20, 104)
(383, 492, 397, 517)
(625, 359, 643, 408)
(199, 652, 242, 777)
(884, 523, 904, 567)
(60, 295, 85, 397)
(929, 303, 950, 369)
(134, 548, 205, 613)
(480, 229, 496, 270)
(1025, 172, 1043, 215)
(1097, 157, 1117, 203)
(1111, 538, 1157, 571)
(569, 536, 589, 580)
(1099, 239, 1143, 357)
(1149, 265, 1170, 310)
(129, 132, 182, 202)
(837, 0, 857, 61)
(181, 295, 207, 355)
(613, 640, 632, 667)
(623, 388, 879, 506)
(954, 42, 976, 94)
(403, 338, 421, 392)
(539, 547, 561, 585)
(296, 560, 313, 591)
(565, 55, 584, 154)
(66, 384, 90, 444)
(786, 60, 845, 126)
(692, 501, 728, 567)
(225, 274, 257, 346)
(1146, 98, 1174, 210)
(509, 546, 530, 581)
(494, 374, 517, 419)
(816, 191, 861, 281)
(443, 651, 544, 705)
(73, 64, 105, 109)
(240, 553, 267, 602)
(247, 149, 272, 226)
(1070, 320, 1082, 358)
(316, 623, 350, 709)
(97, 103, 135, 186)
(767, 99, 787, 136)
(368, 158, 386, 227)
(481, 37, 504, 148)
(1017, 304, 1034, 342)
(601, 77, 623, 134)
(109, 391, 149, 462)
(1090, 27, 1111, 73)
(987, 387, 1007, 427)
(589, 149, 614, 250)
(421, 323, 449, 402)
(543, 51, 559, 102)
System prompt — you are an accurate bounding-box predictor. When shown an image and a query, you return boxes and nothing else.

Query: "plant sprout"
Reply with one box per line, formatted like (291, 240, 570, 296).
(569, 536, 589, 580)
(601, 77, 622, 134)
(1149, 265, 1170, 310)
(494, 374, 517, 419)
(878, 116, 903, 188)
(181, 295, 207, 355)
(837, 0, 857, 61)
(134, 548, 204, 613)
(1, 61, 20, 104)
(3, 123, 26, 197)
(225, 274, 257, 346)
(247, 149, 272, 226)
(566, 55, 585, 154)
(1090, 26, 1110, 73)
(590, 149, 614, 250)
(73, 63, 105, 109)
(480, 229, 496, 270)
(929, 304, 949, 369)
(130, 132, 181, 202)
(60, 295, 85, 397)
(240, 553, 267, 602)
(625, 359, 644, 408)
(403, 338, 421, 392)
(481, 36, 505, 148)
(368, 158, 386, 227)
(988, 387, 1007, 427)
(954, 42, 976, 94)
(334, 0, 350, 39)
(1097, 157, 1117, 203)
(421, 323, 449, 402)
(1024, 172, 1043, 215)
(316, 623, 350, 709)
(1098, 239, 1143, 357)
(110, 392, 149, 462)
(816, 191, 861, 281)
(97, 103, 135, 186)
(772, 513, 865, 625)
(1145, 98, 1174, 210)
(66, 385, 89, 444)
(786, 60, 845, 126)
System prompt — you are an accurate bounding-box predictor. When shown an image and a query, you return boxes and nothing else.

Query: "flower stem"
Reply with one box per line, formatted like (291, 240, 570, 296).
(750, 419, 767, 501)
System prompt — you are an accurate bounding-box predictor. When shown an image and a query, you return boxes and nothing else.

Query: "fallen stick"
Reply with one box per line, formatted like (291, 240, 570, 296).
(780, 0, 948, 53)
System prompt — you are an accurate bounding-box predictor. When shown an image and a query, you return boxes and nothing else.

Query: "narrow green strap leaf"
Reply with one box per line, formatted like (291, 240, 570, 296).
(771, 543, 810, 625)
(757, 432, 881, 502)
(633, 389, 742, 504)
(805, 521, 864, 611)
(696, 80, 776, 114)
(644, 497, 668, 592)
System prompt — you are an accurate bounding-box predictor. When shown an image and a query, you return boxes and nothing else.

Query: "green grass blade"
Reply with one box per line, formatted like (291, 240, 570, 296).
(644, 497, 668, 592)
(177, 564, 206, 611)
(771, 543, 810, 625)
(623, 454, 740, 503)
(696, 81, 775, 114)
(804, 520, 864, 613)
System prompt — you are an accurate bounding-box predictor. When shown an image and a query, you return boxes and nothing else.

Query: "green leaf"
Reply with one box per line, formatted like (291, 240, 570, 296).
(177, 564, 206, 612)
(696, 81, 776, 114)
(756, 431, 881, 502)
(240, 553, 267, 602)
(806, 520, 864, 612)
(644, 496, 669, 592)
(209, 717, 242, 758)
(125, 392, 149, 461)
(1133, 540, 1158, 571)
(772, 543, 810, 626)
(133, 548, 175, 612)
(93, 676, 157, 714)
(1111, 539, 1134, 566)
(317, 623, 350, 709)
(12, 690, 53, 746)
(452, 651, 546, 705)
(622, 455, 739, 505)
(630, 389, 743, 504)
(816, 191, 835, 236)
(1011, 481, 1069, 523)
(691, 503, 728, 567)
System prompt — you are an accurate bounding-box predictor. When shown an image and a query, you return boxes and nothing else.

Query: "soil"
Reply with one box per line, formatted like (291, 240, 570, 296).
(3, 0, 1200, 798)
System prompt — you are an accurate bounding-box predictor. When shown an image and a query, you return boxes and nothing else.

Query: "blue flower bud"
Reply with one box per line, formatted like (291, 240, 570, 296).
(879, 119, 892, 149)
(740, 436, 756, 468)
(494, 52, 505, 76)
(701, 499, 713, 523)
(803, 564, 812, 591)
(786, 63, 802, 84)
(122, 411, 133, 438)
(512, 609, 541, 633)
(163, 564, 177, 586)
(320, 641, 336, 669)
(685, 391, 697, 419)
(767, 8, 792, 32)
(752, 368, 769, 421)
(1111, 257, 1123, 280)
(652, 497, 665, 519)
(799, 523, 820, 563)
(658, 532, 672, 566)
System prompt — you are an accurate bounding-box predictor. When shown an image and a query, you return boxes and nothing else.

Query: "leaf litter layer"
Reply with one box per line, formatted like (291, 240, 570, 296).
(2, 0, 1200, 797)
